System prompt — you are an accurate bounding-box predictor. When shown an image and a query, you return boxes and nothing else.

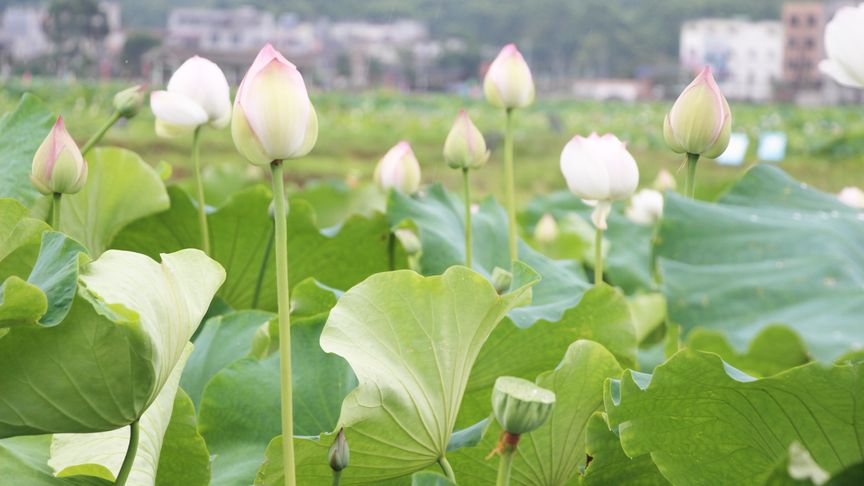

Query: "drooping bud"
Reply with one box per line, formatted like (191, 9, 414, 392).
(838, 187, 864, 209)
(232, 44, 318, 165)
(484, 44, 535, 109)
(819, 4, 864, 89)
(652, 168, 677, 192)
(30, 116, 88, 195)
(491, 376, 555, 436)
(374, 141, 421, 194)
(625, 188, 664, 225)
(444, 110, 489, 170)
(663, 66, 732, 159)
(150, 56, 231, 137)
(534, 213, 559, 244)
(113, 85, 146, 119)
(328, 428, 350, 472)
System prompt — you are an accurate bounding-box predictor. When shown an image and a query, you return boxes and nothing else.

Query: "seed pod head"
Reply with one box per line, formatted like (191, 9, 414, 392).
(492, 376, 555, 436)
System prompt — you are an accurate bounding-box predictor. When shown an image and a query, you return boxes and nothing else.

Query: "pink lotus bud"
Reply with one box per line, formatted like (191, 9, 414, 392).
(374, 141, 421, 194)
(149, 56, 231, 136)
(231, 44, 318, 165)
(625, 189, 664, 225)
(819, 4, 864, 89)
(484, 44, 535, 109)
(30, 116, 87, 195)
(443, 110, 489, 170)
(663, 66, 731, 158)
(533, 213, 559, 244)
(652, 168, 677, 192)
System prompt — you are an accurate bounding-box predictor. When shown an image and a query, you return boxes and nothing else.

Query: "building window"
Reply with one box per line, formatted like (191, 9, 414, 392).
(789, 15, 799, 27)
(807, 14, 817, 27)
(804, 37, 815, 49)
(788, 38, 797, 48)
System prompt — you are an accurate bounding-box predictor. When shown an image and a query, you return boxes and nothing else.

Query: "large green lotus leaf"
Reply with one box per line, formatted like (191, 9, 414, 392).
(449, 340, 623, 485)
(113, 185, 405, 310)
(605, 349, 864, 485)
(0, 198, 50, 280)
(287, 180, 386, 228)
(48, 345, 194, 485)
(0, 232, 88, 328)
(0, 436, 109, 485)
(198, 284, 353, 486)
(281, 266, 539, 484)
(656, 165, 864, 361)
(582, 413, 668, 486)
(388, 184, 587, 327)
(155, 388, 211, 486)
(687, 324, 811, 377)
(521, 191, 656, 293)
(411, 472, 457, 485)
(0, 249, 224, 437)
(42, 148, 170, 257)
(460, 284, 637, 427)
(0, 94, 55, 205)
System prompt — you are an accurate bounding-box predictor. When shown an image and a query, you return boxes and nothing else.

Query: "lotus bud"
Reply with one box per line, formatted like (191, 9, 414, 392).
(492, 376, 555, 437)
(444, 110, 489, 170)
(394, 228, 422, 256)
(113, 85, 146, 119)
(484, 44, 535, 109)
(653, 168, 677, 192)
(30, 116, 88, 195)
(819, 4, 864, 89)
(534, 213, 559, 244)
(625, 189, 664, 225)
(490, 267, 513, 295)
(838, 187, 864, 209)
(663, 66, 732, 158)
(328, 428, 350, 472)
(374, 141, 421, 194)
(232, 44, 318, 165)
(150, 56, 231, 136)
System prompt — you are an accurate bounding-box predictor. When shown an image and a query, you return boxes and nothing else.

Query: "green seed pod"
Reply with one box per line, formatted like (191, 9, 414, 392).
(492, 376, 555, 436)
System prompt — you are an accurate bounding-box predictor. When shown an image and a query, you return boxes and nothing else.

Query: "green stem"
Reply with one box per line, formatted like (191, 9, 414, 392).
(331, 470, 342, 486)
(81, 110, 121, 155)
(462, 168, 472, 268)
(594, 227, 604, 286)
(503, 108, 517, 263)
(387, 231, 396, 271)
(114, 420, 139, 486)
(496, 449, 515, 486)
(438, 456, 457, 483)
(251, 222, 275, 309)
(191, 126, 211, 255)
(685, 153, 700, 199)
(51, 193, 61, 229)
(270, 161, 296, 486)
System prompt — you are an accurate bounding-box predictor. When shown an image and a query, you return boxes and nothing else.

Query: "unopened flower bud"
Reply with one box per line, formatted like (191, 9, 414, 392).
(492, 376, 555, 436)
(625, 189, 664, 225)
(374, 141, 421, 194)
(113, 85, 146, 119)
(444, 110, 489, 170)
(490, 267, 512, 295)
(30, 116, 88, 195)
(484, 44, 535, 109)
(652, 168, 677, 192)
(534, 213, 559, 244)
(328, 428, 349, 472)
(394, 228, 421, 255)
(663, 66, 732, 159)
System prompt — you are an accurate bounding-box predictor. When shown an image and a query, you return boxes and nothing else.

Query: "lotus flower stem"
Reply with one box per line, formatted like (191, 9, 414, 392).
(594, 227, 604, 286)
(504, 108, 517, 262)
(251, 222, 275, 309)
(438, 456, 456, 483)
(81, 110, 121, 156)
(191, 126, 211, 255)
(270, 160, 296, 486)
(495, 448, 515, 486)
(331, 470, 342, 486)
(387, 231, 396, 271)
(51, 193, 61, 229)
(114, 419, 140, 486)
(463, 168, 473, 267)
(685, 153, 699, 199)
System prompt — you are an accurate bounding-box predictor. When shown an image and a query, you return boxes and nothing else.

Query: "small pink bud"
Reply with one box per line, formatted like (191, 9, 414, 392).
(663, 66, 732, 158)
(30, 116, 87, 195)
(374, 141, 421, 194)
(484, 44, 535, 109)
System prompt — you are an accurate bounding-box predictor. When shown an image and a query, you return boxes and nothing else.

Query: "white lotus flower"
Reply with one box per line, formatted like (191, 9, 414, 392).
(819, 4, 864, 89)
(150, 56, 231, 137)
(838, 186, 864, 208)
(626, 189, 664, 225)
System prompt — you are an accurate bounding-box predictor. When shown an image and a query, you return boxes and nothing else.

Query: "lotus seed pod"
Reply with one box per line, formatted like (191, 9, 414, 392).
(491, 376, 555, 436)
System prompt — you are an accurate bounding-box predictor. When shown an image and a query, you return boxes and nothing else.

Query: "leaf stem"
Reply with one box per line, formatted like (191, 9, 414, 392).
(462, 167, 472, 268)
(685, 153, 700, 199)
(251, 221, 275, 309)
(594, 227, 604, 286)
(438, 455, 457, 483)
(270, 161, 296, 486)
(51, 192, 61, 229)
(495, 449, 515, 486)
(503, 107, 517, 263)
(81, 110, 121, 155)
(114, 420, 139, 486)
(191, 126, 211, 255)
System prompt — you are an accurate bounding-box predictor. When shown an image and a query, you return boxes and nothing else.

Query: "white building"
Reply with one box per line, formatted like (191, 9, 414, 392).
(680, 18, 784, 101)
(0, 6, 51, 62)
